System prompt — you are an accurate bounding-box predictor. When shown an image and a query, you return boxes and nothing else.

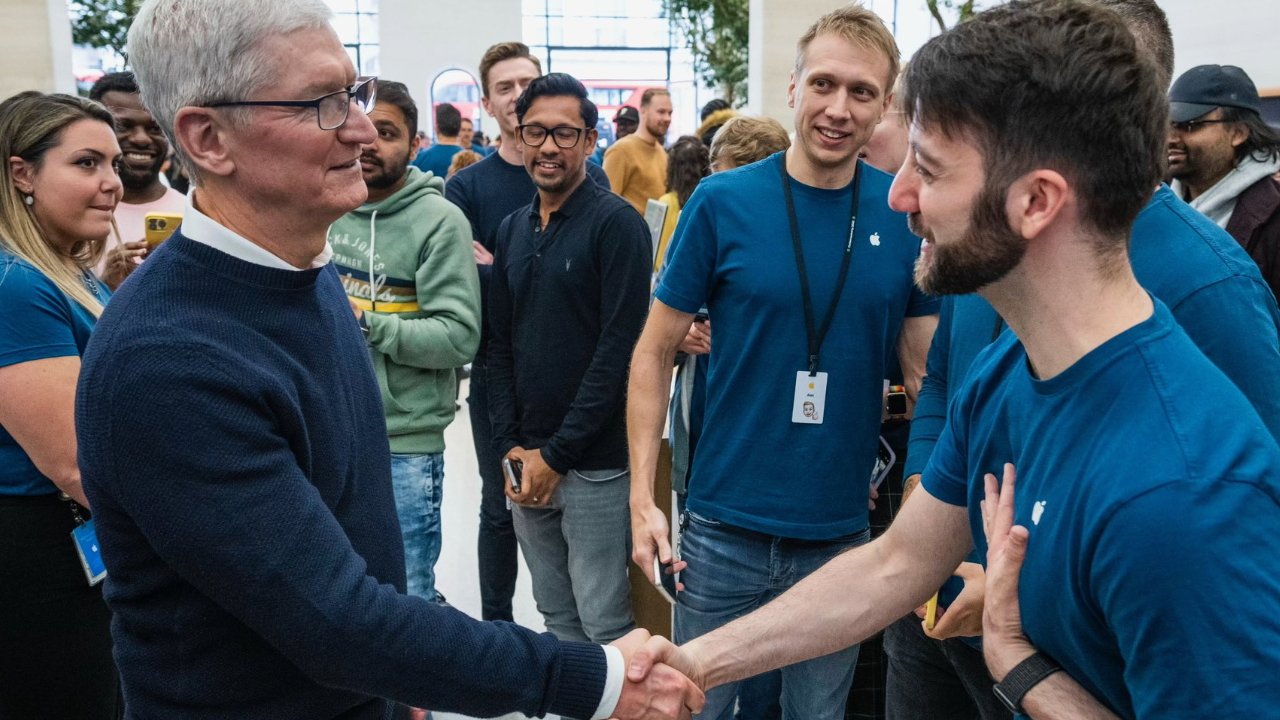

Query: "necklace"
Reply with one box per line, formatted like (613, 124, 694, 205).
(81, 269, 103, 299)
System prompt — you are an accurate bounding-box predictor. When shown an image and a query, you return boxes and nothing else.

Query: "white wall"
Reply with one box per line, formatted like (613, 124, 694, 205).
(378, 0, 522, 138)
(1163, 0, 1280, 91)
(1, 0, 75, 100)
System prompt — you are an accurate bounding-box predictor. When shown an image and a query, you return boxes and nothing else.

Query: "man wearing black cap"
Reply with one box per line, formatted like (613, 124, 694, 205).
(593, 106, 640, 165)
(1169, 64, 1280, 297)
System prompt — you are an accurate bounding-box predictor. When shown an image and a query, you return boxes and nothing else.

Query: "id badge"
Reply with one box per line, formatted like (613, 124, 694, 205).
(71, 519, 107, 586)
(792, 371, 828, 424)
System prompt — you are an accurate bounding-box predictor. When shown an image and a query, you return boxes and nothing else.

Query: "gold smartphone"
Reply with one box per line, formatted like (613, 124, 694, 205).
(144, 213, 183, 248)
(924, 592, 940, 631)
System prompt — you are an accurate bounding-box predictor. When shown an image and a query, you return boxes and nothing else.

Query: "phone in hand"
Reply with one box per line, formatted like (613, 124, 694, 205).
(144, 212, 183, 248)
(502, 457, 523, 494)
(924, 592, 940, 631)
(652, 556, 679, 604)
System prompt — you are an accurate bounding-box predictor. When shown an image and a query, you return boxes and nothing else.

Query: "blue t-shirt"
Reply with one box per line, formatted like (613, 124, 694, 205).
(656, 153, 938, 539)
(412, 143, 463, 179)
(0, 251, 109, 495)
(922, 300, 1280, 718)
(908, 185, 1280, 622)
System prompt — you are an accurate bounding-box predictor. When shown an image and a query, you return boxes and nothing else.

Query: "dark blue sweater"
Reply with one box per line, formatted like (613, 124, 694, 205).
(76, 232, 606, 720)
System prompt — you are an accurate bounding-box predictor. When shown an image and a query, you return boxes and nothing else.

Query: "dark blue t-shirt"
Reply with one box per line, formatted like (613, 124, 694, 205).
(656, 153, 938, 539)
(923, 300, 1280, 718)
(0, 251, 108, 495)
(907, 185, 1280, 623)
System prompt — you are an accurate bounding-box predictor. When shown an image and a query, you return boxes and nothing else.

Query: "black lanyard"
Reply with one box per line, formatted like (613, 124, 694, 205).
(779, 155, 861, 375)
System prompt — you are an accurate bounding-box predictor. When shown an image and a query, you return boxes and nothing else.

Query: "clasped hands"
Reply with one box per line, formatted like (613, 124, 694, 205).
(610, 629, 705, 719)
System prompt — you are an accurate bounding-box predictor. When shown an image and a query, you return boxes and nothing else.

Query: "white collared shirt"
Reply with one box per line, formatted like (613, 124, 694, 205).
(177, 192, 625, 720)
(181, 190, 333, 270)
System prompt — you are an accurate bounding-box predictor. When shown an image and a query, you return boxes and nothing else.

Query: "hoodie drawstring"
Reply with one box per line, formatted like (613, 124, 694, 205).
(367, 209, 378, 313)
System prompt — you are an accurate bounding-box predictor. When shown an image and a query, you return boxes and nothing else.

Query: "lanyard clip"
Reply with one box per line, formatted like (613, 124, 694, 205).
(808, 354, 819, 375)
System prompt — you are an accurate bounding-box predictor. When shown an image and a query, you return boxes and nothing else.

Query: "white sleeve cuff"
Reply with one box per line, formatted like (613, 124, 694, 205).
(591, 644, 625, 719)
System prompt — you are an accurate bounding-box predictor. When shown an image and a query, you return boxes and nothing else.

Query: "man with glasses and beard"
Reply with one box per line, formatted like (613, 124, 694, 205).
(488, 73, 652, 647)
(89, 71, 186, 289)
(328, 80, 480, 609)
(74, 1, 704, 717)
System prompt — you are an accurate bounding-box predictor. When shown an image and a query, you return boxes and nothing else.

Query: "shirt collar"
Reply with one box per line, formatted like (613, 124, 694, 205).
(182, 190, 333, 270)
(528, 175, 599, 221)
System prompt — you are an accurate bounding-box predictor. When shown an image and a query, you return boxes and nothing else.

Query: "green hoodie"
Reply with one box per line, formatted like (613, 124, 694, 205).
(328, 167, 480, 453)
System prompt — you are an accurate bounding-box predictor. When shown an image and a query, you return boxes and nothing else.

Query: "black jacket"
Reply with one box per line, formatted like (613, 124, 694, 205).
(1227, 174, 1280, 301)
(487, 177, 652, 473)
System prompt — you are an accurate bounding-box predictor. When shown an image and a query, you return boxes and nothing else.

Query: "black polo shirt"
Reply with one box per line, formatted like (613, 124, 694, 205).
(487, 176, 652, 473)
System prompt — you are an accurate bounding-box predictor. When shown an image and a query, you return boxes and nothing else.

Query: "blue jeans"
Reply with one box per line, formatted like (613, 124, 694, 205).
(675, 512, 868, 720)
(390, 452, 444, 601)
(511, 468, 635, 642)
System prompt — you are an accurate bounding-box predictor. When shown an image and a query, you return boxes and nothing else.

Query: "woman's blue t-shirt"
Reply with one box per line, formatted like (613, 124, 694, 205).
(0, 250, 108, 495)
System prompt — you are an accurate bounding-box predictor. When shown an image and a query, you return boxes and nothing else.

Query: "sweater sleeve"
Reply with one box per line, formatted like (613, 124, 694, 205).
(541, 208, 652, 474)
(486, 215, 522, 459)
(365, 202, 481, 369)
(87, 341, 605, 718)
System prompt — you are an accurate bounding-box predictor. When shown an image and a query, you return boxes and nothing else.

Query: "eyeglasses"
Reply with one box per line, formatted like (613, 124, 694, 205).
(1170, 118, 1232, 134)
(518, 124, 588, 149)
(205, 76, 378, 131)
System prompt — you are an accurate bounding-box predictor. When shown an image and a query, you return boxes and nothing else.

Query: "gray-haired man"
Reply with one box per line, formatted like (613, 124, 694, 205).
(75, 0, 702, 718)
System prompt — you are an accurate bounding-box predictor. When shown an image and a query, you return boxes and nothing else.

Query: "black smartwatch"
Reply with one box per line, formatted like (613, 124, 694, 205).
(993, 652, 1062, 714)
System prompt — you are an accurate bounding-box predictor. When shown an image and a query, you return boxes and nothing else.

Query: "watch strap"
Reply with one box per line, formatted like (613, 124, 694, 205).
(993, 652, 1062, 714)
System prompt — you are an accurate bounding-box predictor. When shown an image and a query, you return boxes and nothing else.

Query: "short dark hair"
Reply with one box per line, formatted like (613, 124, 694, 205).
(700, 98, 731, 121)
(435, 103, 462, 137)
(88, 71, 139, 102)
(1221, 107, 1280, 165)
(666, 135, 710, 206)
(479, 41, 542, 98)
(515, 73, 599, 130)
(1088, 0, 1174, 89)
(375, 80, 417, 139)
(903, 0, 1164, 241)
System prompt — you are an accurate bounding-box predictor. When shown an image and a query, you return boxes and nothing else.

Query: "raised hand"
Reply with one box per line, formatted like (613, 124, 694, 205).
(980, 463, 1036, 679)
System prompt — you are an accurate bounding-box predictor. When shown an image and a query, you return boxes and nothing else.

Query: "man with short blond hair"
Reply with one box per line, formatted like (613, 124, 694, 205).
(628, 6, 937, 718)
(604, 87, 671, 212)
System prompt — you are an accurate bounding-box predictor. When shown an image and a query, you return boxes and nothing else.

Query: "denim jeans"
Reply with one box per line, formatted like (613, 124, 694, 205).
(675, 512, 868, 720)
(390, 452, 445, 601)
(468, 364, 518, 621)
(511, 467, 635, 642)
(883, 614, 1011, 720)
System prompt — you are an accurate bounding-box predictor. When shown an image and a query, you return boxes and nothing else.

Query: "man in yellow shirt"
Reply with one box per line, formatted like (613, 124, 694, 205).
(604, 88, 671, 213)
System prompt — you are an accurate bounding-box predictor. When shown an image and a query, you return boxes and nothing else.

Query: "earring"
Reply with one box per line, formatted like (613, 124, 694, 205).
(22, 194, 33, 206)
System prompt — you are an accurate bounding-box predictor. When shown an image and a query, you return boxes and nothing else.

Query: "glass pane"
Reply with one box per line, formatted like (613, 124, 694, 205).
(330, 14, 359, 44)
(359, 13, 379, 44)
(361, 45, 380, 76)
(324, 0, 359, 13)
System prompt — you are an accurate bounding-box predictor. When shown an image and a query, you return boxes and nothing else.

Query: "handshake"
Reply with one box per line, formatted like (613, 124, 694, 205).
(607, 628, 707, 720)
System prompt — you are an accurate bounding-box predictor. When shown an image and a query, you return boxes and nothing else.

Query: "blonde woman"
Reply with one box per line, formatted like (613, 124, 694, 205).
(0, 91, 122, 718)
